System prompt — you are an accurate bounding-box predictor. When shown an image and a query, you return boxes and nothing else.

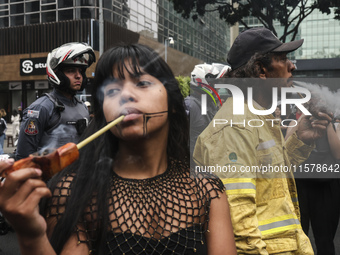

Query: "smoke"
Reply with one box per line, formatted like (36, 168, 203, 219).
(293, 80, 340, 118)
(36, 124, 78, 155)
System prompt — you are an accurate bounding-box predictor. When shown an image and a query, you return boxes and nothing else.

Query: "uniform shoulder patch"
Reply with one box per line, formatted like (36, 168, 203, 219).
(27, 110, 40, 118)
(24, 119, 39, 135)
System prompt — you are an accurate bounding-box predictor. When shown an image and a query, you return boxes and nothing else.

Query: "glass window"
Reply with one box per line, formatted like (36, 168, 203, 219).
(138, 15, 144, 24)
(26, 1, 39, 12)
(42, 4, 56, 11)
(26, 13, 39, 24)
(82, 0, 95, 6)
(0, 17, 8, 26)
(130, 20, 137, 31)
(10, 3, 23, 14)
(113, 1, 121, 9)
(59, 9, 73, 20)
(42, 0, 56, 3)
(58, 0, 73, 8)
(10, 15, 24, 26)
(145, 7, 151, 17)
(42, 11, 56, 22)
(137, 3, 144, 15)
(103, 0, 111, 9)
(130, 0, 137, 9)
(145, 21, 151, 30)
(103, 9, 111, 22)
(164, 1, 168, 10)
(81, 7, 93, 19)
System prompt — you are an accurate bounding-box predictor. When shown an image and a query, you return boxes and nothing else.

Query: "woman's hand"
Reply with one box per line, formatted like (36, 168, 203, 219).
(0, 158, 14, 180)
(0, 161, 51, 241)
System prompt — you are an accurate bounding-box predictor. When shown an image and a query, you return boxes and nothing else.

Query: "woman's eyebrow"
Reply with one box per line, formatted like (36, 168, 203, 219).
(129, 69, 147, 78)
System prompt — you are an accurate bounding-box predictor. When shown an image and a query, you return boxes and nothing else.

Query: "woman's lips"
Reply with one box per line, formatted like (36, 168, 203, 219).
(120, 108, 143, 122)
(123, 113, 142, 122)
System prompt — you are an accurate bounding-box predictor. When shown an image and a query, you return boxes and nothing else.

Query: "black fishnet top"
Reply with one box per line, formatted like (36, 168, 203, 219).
(45, 159, 225, 254)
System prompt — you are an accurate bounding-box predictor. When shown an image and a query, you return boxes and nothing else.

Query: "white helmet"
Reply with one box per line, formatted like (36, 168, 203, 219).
(190, 63, 230, 87)
(46, 42, 96, 89)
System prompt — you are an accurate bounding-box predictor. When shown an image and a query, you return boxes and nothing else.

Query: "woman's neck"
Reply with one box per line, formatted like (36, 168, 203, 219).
(113, 135, 168, 179)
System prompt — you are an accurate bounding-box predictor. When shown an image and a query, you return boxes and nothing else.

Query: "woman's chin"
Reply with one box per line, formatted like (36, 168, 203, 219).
(115, 128, 147, 141)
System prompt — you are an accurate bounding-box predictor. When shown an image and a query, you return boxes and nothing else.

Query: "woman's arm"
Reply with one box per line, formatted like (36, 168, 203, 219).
(0, 162, 89, 255)
(205, 191, 237, 255)
(0, 165, 56, 255)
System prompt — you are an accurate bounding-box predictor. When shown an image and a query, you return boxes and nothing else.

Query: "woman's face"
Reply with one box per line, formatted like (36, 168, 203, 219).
(102, 63, 169, 140)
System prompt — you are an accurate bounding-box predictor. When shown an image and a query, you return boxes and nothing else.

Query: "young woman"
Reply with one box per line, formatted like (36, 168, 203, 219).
(0, 44, 236, 255)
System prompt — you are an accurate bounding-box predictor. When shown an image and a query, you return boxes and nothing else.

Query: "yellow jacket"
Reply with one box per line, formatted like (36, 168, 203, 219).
(193, 98, 314, 254)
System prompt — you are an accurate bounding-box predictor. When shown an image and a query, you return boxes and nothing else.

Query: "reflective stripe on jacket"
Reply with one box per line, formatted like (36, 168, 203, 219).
(193, 98, 314, 254)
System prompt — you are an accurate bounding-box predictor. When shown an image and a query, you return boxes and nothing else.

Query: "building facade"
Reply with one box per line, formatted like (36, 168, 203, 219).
(238, 4, 340, 78)
(0, 0, 229, 121)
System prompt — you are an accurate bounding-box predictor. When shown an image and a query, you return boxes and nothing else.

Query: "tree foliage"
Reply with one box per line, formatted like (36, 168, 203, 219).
(176, 75, 191, 98)
(168, 0, 340, 42)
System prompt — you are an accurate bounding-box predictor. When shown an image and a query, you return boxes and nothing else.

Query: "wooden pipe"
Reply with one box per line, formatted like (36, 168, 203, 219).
(1, 116, 124, 181)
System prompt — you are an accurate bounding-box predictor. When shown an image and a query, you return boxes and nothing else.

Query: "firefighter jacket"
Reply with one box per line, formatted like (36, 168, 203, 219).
(193, 98, 314, 254)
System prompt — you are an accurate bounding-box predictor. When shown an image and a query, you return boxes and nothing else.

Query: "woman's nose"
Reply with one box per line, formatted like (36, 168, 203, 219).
(119, 83, 136, 104)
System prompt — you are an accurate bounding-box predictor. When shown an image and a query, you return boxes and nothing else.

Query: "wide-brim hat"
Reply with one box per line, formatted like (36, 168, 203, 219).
(227, 27, 304, 70)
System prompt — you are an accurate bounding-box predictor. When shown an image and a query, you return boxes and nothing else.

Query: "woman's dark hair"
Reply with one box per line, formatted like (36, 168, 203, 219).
(93, 44, 189, 160)
(40, 44, 189, 253)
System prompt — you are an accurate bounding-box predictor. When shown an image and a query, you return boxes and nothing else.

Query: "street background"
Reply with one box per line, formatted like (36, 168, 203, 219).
(0, 123, 340, 254)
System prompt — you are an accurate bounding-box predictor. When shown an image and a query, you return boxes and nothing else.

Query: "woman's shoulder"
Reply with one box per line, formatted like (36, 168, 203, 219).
(170, 159, 225, 198)
(191, 168, 225, 196)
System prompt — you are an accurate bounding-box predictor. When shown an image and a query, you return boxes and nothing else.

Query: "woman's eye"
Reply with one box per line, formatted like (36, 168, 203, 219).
(105, 88, 119, 96)
(137, 81, 152, 87)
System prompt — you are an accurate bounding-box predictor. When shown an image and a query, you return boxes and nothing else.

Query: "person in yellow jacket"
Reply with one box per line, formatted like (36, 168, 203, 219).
(193, 27, 332, 254)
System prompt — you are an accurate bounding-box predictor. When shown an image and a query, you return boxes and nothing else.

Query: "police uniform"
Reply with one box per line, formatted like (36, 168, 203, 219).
(16, 89, 89, 159)
(194, 98, 314, 254)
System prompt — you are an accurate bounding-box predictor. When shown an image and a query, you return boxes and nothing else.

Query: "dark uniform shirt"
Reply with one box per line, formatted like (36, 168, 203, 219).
(16, 89, 89, 159)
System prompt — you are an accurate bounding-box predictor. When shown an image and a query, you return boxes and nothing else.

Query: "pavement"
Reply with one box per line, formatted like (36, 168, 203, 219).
(2, 123, 17, 156)
(0, 123, 20, 254)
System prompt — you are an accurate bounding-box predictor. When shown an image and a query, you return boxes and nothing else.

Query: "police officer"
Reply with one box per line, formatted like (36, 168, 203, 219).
(16, 42, 96, 160)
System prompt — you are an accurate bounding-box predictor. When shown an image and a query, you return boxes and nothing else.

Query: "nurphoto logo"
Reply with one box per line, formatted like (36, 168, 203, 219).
(201, 84, 312, 116)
